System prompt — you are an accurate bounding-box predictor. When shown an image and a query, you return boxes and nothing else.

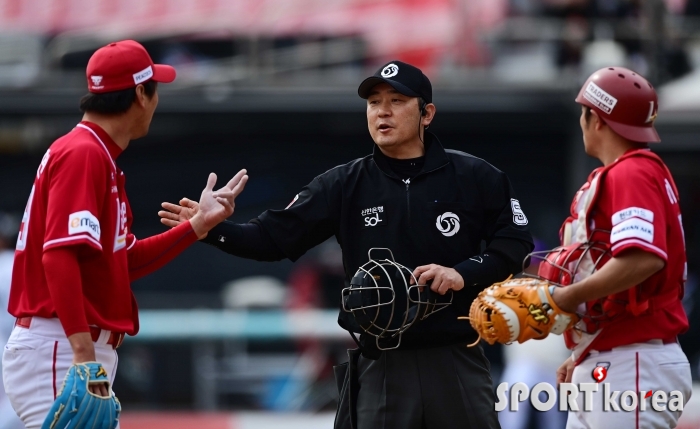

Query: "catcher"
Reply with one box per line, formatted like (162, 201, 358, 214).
(469, 67, 691, 428)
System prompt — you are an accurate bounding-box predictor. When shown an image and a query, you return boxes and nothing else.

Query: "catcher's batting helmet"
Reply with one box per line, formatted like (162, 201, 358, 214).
(576, 67, 660, 143)
(341, 248, 452, 350)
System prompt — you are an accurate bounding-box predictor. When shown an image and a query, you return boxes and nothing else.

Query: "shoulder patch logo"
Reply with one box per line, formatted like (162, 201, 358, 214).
(436, 212, 460, 237)
(511, 199, 528, 225)
(68, 210, 101, 241)
(611, 207, 654, 226)
(611, 217, 654, 244)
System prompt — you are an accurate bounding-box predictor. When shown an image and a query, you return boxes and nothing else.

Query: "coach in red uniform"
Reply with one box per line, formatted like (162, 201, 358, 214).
(2, 40, 247, 428)
(549, 67, 691, 428)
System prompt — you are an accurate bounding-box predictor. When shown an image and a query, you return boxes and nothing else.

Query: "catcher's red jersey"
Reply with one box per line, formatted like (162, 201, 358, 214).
(562, 149, 688, 357)
(9, 121, 139, 335)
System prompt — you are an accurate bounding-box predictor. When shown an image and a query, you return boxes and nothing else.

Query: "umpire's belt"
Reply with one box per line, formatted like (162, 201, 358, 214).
(15, 317, 125, 349)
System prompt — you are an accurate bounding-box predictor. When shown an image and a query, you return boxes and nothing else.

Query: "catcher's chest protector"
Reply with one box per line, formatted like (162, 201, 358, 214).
(556, 150, 681, 337)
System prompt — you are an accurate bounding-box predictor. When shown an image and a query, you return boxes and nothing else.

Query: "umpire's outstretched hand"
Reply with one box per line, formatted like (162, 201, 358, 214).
(159, 169, 248, 238)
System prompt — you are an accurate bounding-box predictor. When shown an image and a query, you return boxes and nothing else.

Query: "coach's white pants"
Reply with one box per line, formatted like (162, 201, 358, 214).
(2, 318, 119, 429)
(566, 341, 692, 429)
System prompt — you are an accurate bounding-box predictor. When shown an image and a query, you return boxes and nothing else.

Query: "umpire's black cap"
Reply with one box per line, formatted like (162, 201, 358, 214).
(358, 60, 432, 103)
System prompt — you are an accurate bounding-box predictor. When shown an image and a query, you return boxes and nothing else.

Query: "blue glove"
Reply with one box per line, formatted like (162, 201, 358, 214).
(42, 362, 121, 429)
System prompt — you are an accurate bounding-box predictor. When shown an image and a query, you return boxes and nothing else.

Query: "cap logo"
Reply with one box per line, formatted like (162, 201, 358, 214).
(583, 81, 618, 114)
(133, 65, 153, 85)
(645, 101, 657, 123)
(381, 63, 399, 78)
(90, 75, 103, 89)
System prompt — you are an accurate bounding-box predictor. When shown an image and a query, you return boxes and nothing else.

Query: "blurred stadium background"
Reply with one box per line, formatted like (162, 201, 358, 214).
(1, 0, 700, 428)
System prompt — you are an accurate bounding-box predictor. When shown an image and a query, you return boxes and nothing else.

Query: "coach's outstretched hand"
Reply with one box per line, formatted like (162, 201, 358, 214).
(162, 169, 248, 239)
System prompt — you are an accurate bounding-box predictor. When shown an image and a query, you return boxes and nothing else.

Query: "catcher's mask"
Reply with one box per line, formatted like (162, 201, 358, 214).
(526, 241, 611, 286)
(341, 248, 452, 350)
(524, 241, 634, 333)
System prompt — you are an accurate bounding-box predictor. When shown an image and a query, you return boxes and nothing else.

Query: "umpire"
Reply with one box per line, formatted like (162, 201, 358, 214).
(160, 61, 533, 428)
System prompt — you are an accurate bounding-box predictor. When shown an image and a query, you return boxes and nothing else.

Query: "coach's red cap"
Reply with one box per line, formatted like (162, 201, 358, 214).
(86, 40, 176, 93)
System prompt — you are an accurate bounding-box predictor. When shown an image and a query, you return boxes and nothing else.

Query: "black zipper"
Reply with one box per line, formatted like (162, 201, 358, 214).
(404, 178, 411, 223)
(373, 158, 448, 226)
(402, 163, 446, 224)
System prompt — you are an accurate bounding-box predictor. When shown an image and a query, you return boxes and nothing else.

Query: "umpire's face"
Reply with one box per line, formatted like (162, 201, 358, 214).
(366, 83, 426, 154)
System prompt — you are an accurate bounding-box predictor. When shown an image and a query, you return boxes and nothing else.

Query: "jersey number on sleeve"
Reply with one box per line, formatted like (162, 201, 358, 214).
(113, 198, 127, 252)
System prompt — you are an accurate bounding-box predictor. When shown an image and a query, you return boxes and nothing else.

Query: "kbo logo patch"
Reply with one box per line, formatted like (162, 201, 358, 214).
(381, 63, 399, 78)
(436, 212, 460, 237)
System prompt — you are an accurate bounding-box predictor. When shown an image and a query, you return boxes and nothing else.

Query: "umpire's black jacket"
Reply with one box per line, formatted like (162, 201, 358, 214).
(205, 132, 534, 348)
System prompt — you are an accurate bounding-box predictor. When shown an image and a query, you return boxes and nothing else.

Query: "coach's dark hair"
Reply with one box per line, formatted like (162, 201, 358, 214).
(80, 81, 157, 114)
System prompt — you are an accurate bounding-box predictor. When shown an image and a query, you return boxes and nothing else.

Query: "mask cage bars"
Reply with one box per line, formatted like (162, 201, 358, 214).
(521, 240, 625, 332)
(342, 248, 452, 350)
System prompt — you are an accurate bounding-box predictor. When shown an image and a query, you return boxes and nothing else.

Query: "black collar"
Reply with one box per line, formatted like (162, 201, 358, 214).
(372, 131, 449, 178)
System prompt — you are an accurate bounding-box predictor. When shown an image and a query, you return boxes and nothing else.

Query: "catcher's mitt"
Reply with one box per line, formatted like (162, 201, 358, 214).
(463, 277, 578, 345)
(42, 362, 121, 429)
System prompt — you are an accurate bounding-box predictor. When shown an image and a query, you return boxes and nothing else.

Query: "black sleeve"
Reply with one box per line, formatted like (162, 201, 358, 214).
(201, 220, 286, 262)
(453, 237, 533, 288)
(479, 164, 533, 245)
(256, 175, 338, 261)
(452, 162, 535, 288)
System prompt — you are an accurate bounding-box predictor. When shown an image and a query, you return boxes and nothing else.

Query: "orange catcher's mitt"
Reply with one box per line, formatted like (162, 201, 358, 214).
(463, 277, 578, 345)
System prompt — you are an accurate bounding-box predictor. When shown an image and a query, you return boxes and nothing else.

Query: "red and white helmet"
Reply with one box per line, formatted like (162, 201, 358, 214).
(576, 67, 660, 143)
(528, 242, 611, 286)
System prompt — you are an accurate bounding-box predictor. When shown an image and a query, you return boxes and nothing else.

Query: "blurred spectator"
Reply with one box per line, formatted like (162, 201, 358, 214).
(502, 0, 692, 83)
(0, 212, 23, 429)
(221, 276, 287, 309)
(286, 240, 345, 310)
(557, 16, 590, 69)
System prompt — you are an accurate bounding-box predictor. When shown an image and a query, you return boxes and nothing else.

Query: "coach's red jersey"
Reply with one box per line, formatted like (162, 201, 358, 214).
(9, 121, 139, 335)
(562, 149, 688, 358)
